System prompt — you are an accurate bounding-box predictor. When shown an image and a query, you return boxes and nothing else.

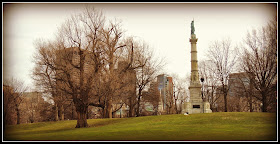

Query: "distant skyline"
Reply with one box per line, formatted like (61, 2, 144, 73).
(3, 2, 277, 90)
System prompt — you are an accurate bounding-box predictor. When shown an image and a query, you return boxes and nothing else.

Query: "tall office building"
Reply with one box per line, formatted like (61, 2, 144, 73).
(157, 74, 173, 112)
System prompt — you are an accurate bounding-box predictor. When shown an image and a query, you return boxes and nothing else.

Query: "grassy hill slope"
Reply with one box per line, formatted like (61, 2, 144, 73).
(4, 112, 277, 141)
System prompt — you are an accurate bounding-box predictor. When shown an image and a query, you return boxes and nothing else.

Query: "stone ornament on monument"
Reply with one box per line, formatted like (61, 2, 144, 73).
(182, 20, 212, 114)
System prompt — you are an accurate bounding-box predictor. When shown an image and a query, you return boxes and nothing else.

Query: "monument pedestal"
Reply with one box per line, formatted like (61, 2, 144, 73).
(182, 101, 212, 114)
(181, 69, 212, 114)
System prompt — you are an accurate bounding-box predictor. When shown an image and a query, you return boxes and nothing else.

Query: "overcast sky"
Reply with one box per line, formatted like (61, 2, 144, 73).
(3, 2, 277, 90)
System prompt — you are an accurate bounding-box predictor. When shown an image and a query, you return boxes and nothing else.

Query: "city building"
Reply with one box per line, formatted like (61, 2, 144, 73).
(141, 74, 174, 115)
(228, 72, 262, 112)
(157, 74, 174, 112)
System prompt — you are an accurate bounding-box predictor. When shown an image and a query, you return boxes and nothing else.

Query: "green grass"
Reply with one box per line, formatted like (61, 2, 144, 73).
(4, 112, 277, 141)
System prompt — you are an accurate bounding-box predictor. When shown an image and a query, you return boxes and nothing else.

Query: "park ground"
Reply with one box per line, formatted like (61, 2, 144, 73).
(4, 112, 277, 141)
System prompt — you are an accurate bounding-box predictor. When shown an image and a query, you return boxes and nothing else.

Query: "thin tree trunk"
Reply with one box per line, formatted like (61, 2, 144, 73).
(136, 90, 142, 117)
(102, 107, 106, 118)
(15, 105, 20, 124)
(223, 85, 228, 112)
(72, 102, 75, 120)
(249, 94, 253, 112)
(60, 105, 64, 121)
(31, 111, 34, 123)
(224, 94, 227, 112)
(87, 107, 90, 119)
(174, 99, 178, 114)
(55, 104, 59, 121)
(249, 82, 253, 112)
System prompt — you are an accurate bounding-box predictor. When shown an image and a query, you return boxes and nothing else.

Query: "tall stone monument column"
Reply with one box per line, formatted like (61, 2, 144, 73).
(182, 20, 212, 114)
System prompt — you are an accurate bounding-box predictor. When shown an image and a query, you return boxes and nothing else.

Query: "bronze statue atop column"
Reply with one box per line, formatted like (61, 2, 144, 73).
(191, 20, 195, 34)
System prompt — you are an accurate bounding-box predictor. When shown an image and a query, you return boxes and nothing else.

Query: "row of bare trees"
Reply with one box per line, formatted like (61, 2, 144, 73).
(3, 78, 28, 131)
(3, 78, 63, 129)
(31, 7, 164, 128)
(199, 18, 277, 112)
(170, 74, 189, 114)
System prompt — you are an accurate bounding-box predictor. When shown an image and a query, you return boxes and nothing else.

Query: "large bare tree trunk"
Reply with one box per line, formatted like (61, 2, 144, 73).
(105, 98, 112, 118)
(261, 92, 267, 112)
(75, 105, 89, 128)
(129, 97, 135, 117)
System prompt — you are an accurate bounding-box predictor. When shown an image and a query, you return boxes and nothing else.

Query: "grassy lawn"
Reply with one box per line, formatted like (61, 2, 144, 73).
(4, 112, 277, 141)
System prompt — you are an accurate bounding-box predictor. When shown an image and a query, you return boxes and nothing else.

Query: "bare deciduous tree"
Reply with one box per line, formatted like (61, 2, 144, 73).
(32, 6, 162, 128)
(3, 78, 28, 131)
(239, 18, 277, 112)
(198, 60, 221, 111)
(133, 42, 165, 117)
(33, 7, 111, 127)
(170, 74, 188, 114)
(32, 39, 66, 121)
(207, 38, 238, 112)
